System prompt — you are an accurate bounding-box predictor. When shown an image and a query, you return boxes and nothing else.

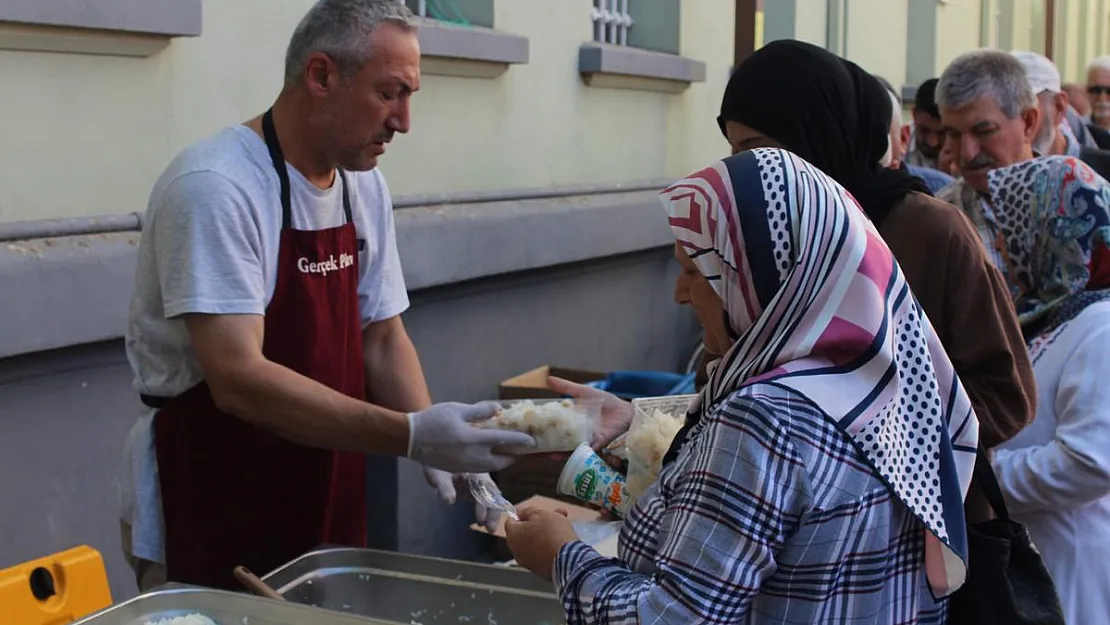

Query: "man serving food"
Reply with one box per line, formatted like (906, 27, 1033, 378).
(118, 0, 532, 591)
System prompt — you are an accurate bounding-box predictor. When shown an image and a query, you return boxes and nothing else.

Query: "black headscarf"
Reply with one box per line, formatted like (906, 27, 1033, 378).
(914, 78, 941, 119)
(718, 40, 930, 226)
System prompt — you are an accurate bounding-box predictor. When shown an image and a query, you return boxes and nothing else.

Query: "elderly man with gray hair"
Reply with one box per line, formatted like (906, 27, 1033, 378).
(935, 49, 1041, 274)
(119, 0, 534, 591)
(1012, 50, 1110, 177)
(1087, 54, 1110, 130)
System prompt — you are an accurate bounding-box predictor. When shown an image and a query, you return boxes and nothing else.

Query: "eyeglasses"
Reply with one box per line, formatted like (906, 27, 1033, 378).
(1088, 85, 1110, 96)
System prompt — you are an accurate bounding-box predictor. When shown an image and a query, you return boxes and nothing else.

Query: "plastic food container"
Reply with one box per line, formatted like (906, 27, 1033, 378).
(624, 395, 696, 499)
(474, 398, 602, 454)
(557, 443, 633, 517)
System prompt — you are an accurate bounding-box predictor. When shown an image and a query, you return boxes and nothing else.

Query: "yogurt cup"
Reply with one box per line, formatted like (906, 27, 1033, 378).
(557, 443, 634, 518)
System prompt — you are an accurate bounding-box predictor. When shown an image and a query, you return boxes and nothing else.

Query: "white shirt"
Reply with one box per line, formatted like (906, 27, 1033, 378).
(993, 301, 1110, 624)
(118, 124, 410, 563)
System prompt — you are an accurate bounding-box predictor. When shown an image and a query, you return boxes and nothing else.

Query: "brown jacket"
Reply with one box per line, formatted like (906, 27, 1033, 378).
(880, 192, 1035, 449)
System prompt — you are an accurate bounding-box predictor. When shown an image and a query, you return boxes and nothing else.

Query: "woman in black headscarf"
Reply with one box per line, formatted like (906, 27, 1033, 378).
(719, 40, 927, 225)
(717, 40, 1035, 464)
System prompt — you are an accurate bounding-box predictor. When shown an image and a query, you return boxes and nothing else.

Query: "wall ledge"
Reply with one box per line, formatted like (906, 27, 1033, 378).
(578, 42, 706, 94)
(0, 0, 201, 37)
(417, 18, 529, 79)
(0, 23, 169, 58)
(0, 0, 201, 57)
(396, 189, 671, 291)
(0, 190, 671, 359)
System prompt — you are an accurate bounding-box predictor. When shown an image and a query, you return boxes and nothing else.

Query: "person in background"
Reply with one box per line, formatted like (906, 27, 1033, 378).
(938, 137, 960, 177)
(1065, 103, 1110, 149)
(874, 74, 955, 193)
(1059, 80, 1110, 149)
(506, 147, 979, 623)
(1087, 54, 1110, 130)
(713, 40, 1032, 451)
(935, 49, 1039, 275)
(1012, 50, 1110, 178)
(905, 78, 945, 169)
(1064, 81, 1091, 117)
(118, 0, 531, 591)
(986, 155, 1110, 625)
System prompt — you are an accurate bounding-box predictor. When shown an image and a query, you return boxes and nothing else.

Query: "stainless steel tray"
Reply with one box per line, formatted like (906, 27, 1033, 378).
(72, 584, 392, 624)
(262, 548, 566, 624)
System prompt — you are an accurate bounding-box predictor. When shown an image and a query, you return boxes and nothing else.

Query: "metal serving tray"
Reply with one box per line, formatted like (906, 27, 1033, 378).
(262, 548, 566, 625)
(72, 584, 392, 625)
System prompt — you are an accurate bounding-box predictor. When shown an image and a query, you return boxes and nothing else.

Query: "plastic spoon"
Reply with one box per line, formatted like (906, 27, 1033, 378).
(466, 474, 520, 522)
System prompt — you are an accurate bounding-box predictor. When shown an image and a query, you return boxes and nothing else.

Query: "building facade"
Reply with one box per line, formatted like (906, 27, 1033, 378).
(0, 0, 720, 597)
(2, 0, 1108, 601)
(757, 0, 1110, 99)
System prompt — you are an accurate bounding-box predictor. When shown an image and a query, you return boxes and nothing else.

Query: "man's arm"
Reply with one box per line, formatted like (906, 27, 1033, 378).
(994, 319, 1110, 515)
(362, 315, 432, 413)
(185, 313, 410, 456)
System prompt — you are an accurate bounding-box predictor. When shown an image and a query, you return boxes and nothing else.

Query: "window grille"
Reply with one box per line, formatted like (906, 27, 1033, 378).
(592, 0, 633, 46)
(400, 0, 472, 25)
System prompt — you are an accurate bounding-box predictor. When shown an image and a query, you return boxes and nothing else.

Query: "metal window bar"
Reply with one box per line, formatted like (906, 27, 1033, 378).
(592, 0, 633, 45)
(400, 0, 427, 18)
(401, 0, 471, 25)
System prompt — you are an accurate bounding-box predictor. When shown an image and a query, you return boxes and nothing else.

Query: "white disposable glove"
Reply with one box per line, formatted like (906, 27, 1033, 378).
(423, 467, 504, 534)
(407, 401, 535, 473)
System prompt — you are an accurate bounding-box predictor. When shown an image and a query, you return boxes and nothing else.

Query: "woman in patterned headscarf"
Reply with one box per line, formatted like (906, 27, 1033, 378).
(505, 147, 978, 624)
(986, 155, 1110, 625)
(716, 39, 1032, 452)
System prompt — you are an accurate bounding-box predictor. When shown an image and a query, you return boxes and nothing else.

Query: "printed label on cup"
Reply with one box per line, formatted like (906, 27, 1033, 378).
(559, 443, 633, 517)
(575, 469, 597, 501)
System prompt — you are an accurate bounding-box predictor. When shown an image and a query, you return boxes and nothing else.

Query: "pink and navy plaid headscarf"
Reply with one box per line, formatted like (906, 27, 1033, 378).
(659, 147, 978, 598)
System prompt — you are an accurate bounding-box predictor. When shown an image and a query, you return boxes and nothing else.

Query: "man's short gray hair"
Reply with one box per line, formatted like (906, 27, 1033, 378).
(284, 0, 417, 86)
(936, 49, 1035, 119)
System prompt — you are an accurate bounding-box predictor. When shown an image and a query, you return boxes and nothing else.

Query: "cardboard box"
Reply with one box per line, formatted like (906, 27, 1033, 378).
(497, 365, 607, 400)
(494, 365, 608, 505)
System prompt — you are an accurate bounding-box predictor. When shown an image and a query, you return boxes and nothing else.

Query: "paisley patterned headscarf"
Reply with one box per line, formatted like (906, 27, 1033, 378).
(987, 156, 1110, 339)
(659, 147, 978, 598)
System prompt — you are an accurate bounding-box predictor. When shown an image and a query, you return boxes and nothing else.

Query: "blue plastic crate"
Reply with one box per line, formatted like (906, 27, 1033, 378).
(584, 371, 696, 399)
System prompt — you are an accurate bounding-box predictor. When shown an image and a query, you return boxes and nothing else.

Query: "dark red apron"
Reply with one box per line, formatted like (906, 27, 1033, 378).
(148, 109, 367, 590)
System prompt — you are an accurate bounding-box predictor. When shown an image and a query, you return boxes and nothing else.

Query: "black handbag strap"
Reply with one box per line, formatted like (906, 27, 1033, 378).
(973, 444, 1011, 521)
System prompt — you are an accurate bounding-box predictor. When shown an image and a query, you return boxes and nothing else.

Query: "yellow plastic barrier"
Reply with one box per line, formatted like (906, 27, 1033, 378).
(0, 546, 113, 625)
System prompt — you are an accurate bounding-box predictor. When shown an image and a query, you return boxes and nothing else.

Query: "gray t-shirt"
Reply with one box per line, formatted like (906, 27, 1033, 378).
(119, 124, 409, 562)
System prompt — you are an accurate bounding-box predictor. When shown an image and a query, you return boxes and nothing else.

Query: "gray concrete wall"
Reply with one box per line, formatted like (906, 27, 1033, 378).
(0, 190, 699, 600)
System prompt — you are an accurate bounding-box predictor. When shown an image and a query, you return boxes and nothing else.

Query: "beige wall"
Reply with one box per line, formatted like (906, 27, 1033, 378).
(666, 0, 734, 177)
(1057, 0, 1082, 79)
(844, 0, 909, 87)
(844, 0, 1110, 89)
(0, 0, 732, 223)
(1056, 0, 1110, 82)
(794, 0, 830, 47)
(1005, 0, 1041, 53)
(936, 0, 986, 72)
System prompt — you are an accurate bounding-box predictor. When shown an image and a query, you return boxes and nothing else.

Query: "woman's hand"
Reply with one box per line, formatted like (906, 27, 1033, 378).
(505, 507, 579, 581)
(548, 376, 633, 448)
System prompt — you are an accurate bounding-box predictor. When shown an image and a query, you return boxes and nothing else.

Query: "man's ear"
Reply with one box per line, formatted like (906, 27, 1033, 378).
(302, 52, 340, 98)
(1022, 105, 1042, 143)
(1055, 91, 1070, 121)
(900, 124, 912, 150)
